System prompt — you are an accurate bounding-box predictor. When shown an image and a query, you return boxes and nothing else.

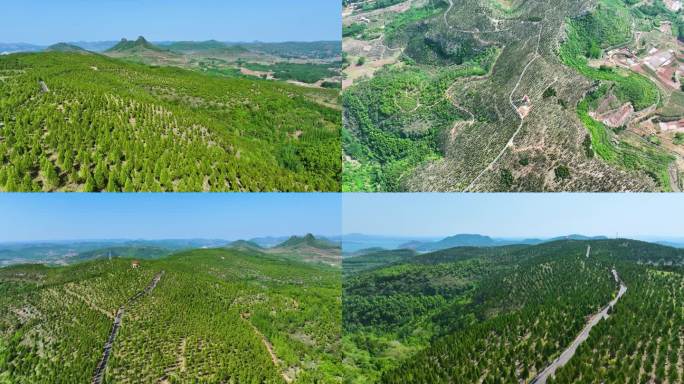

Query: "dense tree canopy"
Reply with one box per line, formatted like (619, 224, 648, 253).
(0, 52, 341, 192)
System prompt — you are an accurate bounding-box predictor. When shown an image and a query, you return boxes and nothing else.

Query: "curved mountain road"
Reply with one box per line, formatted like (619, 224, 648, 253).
(531, 268, 627, 384)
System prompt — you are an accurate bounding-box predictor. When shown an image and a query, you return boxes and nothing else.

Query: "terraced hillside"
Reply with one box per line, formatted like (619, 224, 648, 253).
(0, 248, 342, 383)
(342, 239, 684, 383)
(0, 52, 340, 192)
(343, 0, 684, 192)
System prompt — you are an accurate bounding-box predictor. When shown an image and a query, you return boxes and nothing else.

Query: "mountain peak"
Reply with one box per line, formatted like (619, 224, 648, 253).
(105, 36, 165, 54)
(276, 234, 338, 250)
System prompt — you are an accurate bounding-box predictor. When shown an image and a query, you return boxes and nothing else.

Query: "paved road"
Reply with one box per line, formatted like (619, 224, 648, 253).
(92, 271, 164, 384)
(531, 269, 627, 384)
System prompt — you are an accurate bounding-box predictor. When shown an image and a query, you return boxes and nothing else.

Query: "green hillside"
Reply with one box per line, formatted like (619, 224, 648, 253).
(343, 239, 684, 383)
(0, 248, 342, 383)
(45, 43, 90, 53)
(343, 0, 684, 192)
(0, 52, 341, 192)
(342, 249, 416, 276)
(165, 40, 250, 55)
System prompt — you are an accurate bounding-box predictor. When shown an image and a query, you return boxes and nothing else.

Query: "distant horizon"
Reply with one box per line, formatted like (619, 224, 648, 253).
(1, 1, 341, 46)
(6, 232, 684, 244)
(342, 232, 684, 242)
(0, 194, 341, 243)
(0, 38, 342, 46)
(343, 194, 684, 239)
(0, 233, 338, 245)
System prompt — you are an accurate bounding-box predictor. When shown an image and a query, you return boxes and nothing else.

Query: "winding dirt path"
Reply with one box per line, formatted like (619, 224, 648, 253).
(241, 313, 291, 383)
(92, 271, 164, 384)
(464, 20, 544, 192)
(531, 268, 627, 384)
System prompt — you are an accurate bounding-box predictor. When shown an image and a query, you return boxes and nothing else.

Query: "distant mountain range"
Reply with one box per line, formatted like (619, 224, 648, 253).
(0, 239, 231, 266)
(0, 235, 341, 267)
(343, 234, 611, 254)
(0, 39, 341, 58)
(341, 233, 441, 253)
(401, 234, 609, 252)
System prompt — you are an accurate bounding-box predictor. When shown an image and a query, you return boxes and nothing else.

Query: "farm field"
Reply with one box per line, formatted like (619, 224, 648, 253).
(342, 239, 684, 383)
(343, 0, 684, 191)
(0, 237, 343, 383)
(0, 40, 341, 192)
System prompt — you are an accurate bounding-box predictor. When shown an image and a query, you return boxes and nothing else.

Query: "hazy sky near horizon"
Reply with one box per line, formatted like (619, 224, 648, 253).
(343, 193, 684, 239)
(0, 194, 341, 242)
(1, 0, 341, 45)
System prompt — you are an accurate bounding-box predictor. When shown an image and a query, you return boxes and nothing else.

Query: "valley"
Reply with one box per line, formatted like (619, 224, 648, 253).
(343, 0, 684, 192)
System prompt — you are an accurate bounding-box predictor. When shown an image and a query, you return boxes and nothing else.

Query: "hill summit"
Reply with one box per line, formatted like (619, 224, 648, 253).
(227, 240, 263, 251)
(106, 36, 166, 53)
(277, 234, 338, 250)
(45, 43, 89, 53)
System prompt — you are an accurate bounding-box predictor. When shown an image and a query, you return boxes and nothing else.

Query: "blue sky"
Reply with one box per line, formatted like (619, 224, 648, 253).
(343, 193, 684, 239)
(0, 194, 341, 242)
(1, 0, 341, 45)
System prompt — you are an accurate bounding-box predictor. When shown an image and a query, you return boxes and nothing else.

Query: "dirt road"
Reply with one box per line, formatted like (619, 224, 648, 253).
(92, 271, 164, 384)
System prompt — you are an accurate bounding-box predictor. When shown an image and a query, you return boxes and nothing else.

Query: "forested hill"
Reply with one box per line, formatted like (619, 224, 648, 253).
(0, 52, 341, 192)
(0, 247, 343, 383)
(343, 238, 684, 383)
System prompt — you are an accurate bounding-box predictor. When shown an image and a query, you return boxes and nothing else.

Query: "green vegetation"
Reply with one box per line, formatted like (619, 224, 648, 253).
(577, 93, 673, 189)
(343, 239, 684, 383)
(342, 249, 417, 276)
(164, 40, 249, 55)
(343, 23, 368, 38)
(555, 165, 571, 180)
(45, 43, 90, 53)
(0, 247, 342, 383)
(0, 52, 340, 191)
(343, 48, 497, 191)
(244, 41, 341, 60)
(559, 0, 675, 190)
(384, 3, 448, 44)
(552, 265, 684, 383)
(543, 87, 557, 99)
(242, 62, 339, 84)
(675, 132, 684, 145)
(343, 0, 405, 12)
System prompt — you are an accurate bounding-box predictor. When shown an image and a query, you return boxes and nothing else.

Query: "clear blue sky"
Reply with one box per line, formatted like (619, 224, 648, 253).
(0, 194, 341, 242)
(1, 0, 341, 45)
(343, 193, 684, 239)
